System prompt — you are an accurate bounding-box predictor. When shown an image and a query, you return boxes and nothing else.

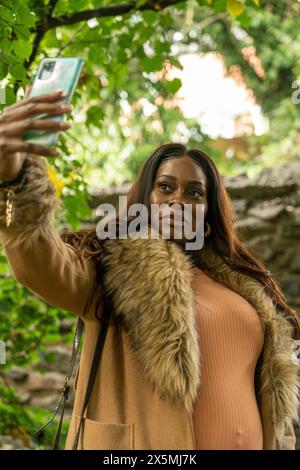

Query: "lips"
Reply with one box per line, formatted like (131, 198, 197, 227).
(161, 214, 188, 225)
(163, 215, 183, 222)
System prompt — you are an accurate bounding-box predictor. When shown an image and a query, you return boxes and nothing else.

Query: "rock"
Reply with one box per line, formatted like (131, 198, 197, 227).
(25, 371, 65, 392)
(0, 435, 14, 446)
(30, 392, 64, 409)
(0, 434, 37, 450)
(232, 199, 247, 214)
(1, 444, 14, 450)
(256, 160, 300, 186)
(18, 391, 31, 405)
(59, 319, 75, 334)
(7, 366, 29, 383)
(38, 345, 74, 374)
(275, 247, 296, 269)
(234, 217, 273, 238)
(280, 280, 300, 297)
(291, 207, 300, 226)
(13, 437, 25, 449)
(290, 253, 300, 273)
(248, 204, 286, 221)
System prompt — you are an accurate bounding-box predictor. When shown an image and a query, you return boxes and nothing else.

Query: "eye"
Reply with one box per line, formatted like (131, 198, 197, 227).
(188, 189, 203, 198)
(158, 183, 171, 191)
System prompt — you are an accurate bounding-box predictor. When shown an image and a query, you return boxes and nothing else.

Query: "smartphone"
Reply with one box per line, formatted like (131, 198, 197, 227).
(23, 57, 84, 147)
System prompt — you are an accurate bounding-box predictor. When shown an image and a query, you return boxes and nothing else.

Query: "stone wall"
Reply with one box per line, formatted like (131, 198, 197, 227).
(2, 159, 300, 449)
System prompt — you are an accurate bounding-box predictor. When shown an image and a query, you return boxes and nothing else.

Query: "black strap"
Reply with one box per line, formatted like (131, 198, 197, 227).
(71, 305, 111, 450)
(33, 317, 84, 447)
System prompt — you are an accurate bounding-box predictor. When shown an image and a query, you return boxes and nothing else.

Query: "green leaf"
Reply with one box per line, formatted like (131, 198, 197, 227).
(174, 2, 187, 9)
(0, 6, 14, 23)
(140, 55, 164, 73)
(134, 0, 148, 8)
(0, 86, 15, 110)
(213, 0, 227, 13)
(9, 63, 26, 80)
(119, 34, 133, 49)
(142, 11, 158, 24)
(0, 62, 8, 80)
(164, 78, 182, 94)
(15, 5, 36, 27)
(86, 105, 105, 124)
(12, 39, 32, 60)
(154, 40, 170, 55)
(14, 25, 31, 40)
(116, 48, 128, 62)
(237, 11, 252, 27)
(168, 56, 183, 71)
(0, 37, 12, 55)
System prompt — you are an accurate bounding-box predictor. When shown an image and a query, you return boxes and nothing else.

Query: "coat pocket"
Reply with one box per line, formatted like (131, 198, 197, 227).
(74, 415, 134, 450)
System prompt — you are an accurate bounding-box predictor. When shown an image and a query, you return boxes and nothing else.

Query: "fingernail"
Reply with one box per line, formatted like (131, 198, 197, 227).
(61, 104, 73, 111)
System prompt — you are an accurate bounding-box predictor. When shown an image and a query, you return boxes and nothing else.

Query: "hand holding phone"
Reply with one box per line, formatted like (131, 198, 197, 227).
(0, 88, 73, 181)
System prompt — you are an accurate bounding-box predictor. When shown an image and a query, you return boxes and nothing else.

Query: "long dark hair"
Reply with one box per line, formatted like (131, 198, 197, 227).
(61, 143, 300, 339)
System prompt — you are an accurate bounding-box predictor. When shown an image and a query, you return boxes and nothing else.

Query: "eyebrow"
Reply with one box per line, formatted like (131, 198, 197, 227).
(156, 174, 206, 187)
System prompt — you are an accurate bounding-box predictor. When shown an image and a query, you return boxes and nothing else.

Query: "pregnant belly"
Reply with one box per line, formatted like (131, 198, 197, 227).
(192, 387, 263, 450)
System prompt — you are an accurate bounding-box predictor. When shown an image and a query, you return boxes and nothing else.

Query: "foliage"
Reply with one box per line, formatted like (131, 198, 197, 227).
(0, 264, 74, 368)
(0, 376, 68, 449)
(0, 0, 266, 188)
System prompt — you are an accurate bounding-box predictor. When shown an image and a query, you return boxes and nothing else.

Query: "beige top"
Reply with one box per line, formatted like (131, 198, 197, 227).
(190, 266, 265, 450)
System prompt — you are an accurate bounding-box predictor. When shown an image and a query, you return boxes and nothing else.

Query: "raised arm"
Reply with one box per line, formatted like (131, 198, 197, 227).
(0, 89, 96, 318)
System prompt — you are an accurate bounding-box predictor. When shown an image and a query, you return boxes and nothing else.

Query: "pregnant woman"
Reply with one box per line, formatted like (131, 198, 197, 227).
(0, 88, 299, 450)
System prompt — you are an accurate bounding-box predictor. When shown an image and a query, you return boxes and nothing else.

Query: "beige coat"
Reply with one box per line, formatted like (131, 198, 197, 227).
(0, 154, 299, 450)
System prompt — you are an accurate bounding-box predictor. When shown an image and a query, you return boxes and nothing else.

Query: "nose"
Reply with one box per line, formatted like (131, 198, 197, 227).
(168, 201, 185, 213)
(168, 189, 185, 207)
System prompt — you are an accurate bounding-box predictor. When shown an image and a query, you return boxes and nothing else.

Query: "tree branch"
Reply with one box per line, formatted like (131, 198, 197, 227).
(43, 0, 187, 29)
(24, 0, 186, 72)
(24, 0, 60, 71)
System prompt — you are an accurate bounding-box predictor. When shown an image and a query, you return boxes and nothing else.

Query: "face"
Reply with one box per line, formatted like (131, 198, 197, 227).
(149, 156, 208, 247)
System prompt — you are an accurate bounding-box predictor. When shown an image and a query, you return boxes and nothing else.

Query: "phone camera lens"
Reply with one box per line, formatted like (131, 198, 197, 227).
(39, 61, 55, 80)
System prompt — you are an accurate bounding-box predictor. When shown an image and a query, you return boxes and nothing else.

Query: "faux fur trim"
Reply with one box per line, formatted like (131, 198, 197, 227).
(0, 154, 60, 250)
(101, 226, 201, 414)
(101, 228, 300, 441)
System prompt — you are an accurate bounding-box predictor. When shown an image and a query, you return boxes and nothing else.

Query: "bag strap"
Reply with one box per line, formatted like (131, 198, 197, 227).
(71, 305, 111, 450)
(33, 317, 85, 447)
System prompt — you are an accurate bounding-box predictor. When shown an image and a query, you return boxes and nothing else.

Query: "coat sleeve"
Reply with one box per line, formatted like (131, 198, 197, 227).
(0, 154, 97, 318)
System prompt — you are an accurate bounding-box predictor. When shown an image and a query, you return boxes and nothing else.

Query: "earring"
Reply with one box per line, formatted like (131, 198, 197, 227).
(204, 221, 211, 237)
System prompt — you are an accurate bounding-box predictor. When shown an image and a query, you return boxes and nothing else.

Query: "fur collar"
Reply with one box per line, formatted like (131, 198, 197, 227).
(100, 225, 300, 444)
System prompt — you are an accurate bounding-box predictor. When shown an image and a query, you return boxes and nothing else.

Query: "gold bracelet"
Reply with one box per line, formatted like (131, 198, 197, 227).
(5, 188, 14, 227)
(1, 186, 19, 227)
(0, 176, 24, 227)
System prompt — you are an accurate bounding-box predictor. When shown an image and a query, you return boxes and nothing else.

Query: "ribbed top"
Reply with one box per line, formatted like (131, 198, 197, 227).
(190, 266, 265, 450)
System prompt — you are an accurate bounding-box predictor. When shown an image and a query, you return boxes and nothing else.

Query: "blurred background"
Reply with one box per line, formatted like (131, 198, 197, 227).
(0, 0, 299, 449)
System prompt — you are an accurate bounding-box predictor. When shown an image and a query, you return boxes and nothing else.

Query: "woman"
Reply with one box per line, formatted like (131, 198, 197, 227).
(0, 89, 299, 450)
